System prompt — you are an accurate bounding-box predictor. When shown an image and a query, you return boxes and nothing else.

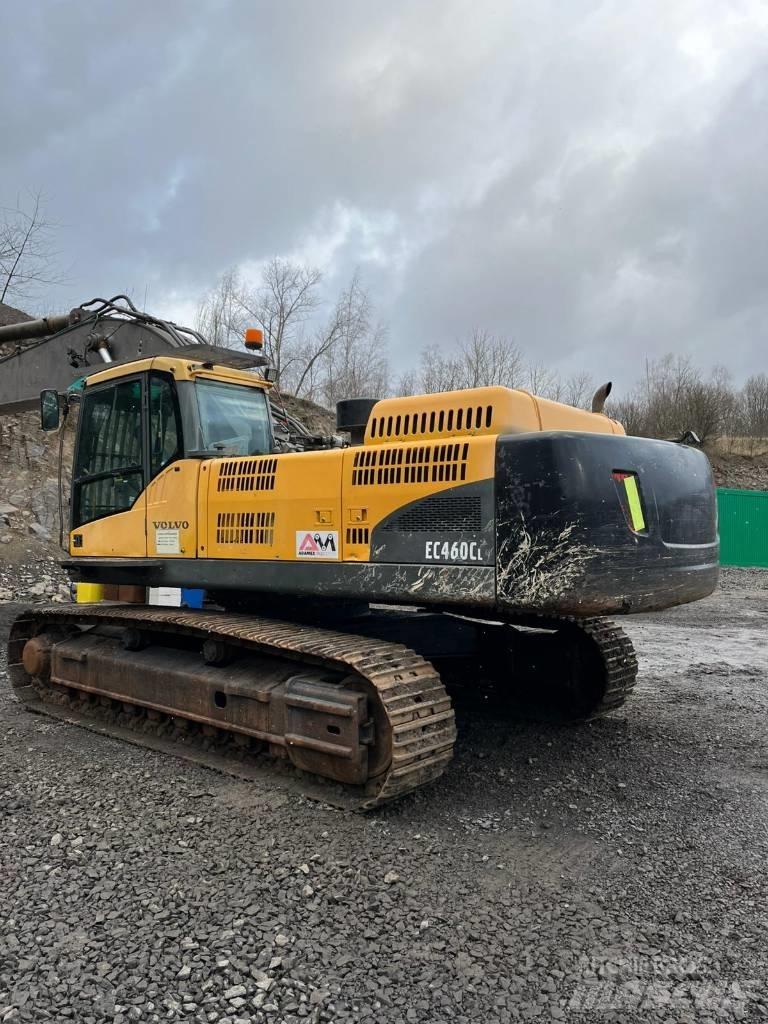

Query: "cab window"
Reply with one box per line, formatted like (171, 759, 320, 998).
(73, 378, 143, 527)
(194, 379, 271, 456)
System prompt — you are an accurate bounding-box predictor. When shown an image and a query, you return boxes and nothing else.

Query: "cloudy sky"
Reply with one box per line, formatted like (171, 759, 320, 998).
(2, 0, 767, 387)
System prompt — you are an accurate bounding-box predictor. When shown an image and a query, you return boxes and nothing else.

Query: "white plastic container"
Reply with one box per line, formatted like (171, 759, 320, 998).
(148, 587, 182, 607)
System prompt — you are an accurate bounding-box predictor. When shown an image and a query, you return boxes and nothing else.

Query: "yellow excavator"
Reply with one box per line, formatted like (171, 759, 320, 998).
(6, 305, 719, 808)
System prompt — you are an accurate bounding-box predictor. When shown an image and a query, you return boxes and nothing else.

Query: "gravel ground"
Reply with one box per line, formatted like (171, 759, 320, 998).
(0, 553, 70, 603)
(0, 568, 767, 1023)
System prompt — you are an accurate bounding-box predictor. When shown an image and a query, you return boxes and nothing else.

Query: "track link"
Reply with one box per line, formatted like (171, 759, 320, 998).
(511, 614, 638, 719)
(450, 612, 639, 721)
(8, 605, 457, 810)
(574, 616, 638, 716)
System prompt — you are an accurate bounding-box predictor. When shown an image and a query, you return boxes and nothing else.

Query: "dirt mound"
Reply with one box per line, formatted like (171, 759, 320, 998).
(0, 301, 34, 359)
(272, 391, 335, 435)
(708, 446, 768, 489)
(0, 301, 32, 327)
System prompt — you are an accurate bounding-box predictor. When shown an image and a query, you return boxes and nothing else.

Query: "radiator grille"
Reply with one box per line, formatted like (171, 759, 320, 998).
(346, 527, 370, 545)
(216, 511, 275, 545)
(217, 457, 277, 492)
(382, 495, 483, 532)
(368, 404, 494, 441)
(352, 443, 469, 486)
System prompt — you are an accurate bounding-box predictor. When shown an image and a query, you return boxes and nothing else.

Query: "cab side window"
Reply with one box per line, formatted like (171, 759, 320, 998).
(149, 375, 181, 475)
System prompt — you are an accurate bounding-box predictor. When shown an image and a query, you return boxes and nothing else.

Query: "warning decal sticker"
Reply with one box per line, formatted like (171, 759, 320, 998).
(155, 528, 181, 554)
(296, 531, 339, 559)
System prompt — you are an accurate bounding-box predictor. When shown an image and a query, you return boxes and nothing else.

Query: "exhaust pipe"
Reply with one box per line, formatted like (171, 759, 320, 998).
(591, 381, 612, 414)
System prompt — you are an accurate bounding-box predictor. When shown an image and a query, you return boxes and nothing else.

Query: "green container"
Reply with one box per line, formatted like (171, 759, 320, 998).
(716, 488, 768, 568)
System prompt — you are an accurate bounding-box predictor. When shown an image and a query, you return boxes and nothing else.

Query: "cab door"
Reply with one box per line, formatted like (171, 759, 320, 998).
(145, 372, 198, 559)
(71, 375, 148, 556)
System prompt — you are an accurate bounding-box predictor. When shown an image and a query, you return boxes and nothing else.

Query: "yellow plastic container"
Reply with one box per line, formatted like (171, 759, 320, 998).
(76, 583, 105, 604)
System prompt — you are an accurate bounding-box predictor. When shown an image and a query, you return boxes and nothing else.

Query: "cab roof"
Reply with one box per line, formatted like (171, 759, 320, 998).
(84, 350, 271, 389)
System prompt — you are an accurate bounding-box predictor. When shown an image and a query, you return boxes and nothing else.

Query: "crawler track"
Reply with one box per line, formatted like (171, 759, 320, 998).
(8, 605, 457, 810)
(7, 605, 637, 807)
(572, 616, 638, 715)
(504, 613, 639, 719)
(411, 611, 639, 722)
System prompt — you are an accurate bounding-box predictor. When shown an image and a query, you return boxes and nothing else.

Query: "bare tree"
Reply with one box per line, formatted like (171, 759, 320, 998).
(742, 374, 768, 437)
(606, 395, 646, 436)
(459, 329, 524, 389)
(392, 368, 418, 397)
(524, 361, 561, 400)
(605, 355, 737, 442)
(562, 371, 594, 409)
(196, 261, 387, 405)
(298, 273, 388, 405)
(247, 258, 322, 384)
(322, 321, 389, 407)
(195, 268, 246, 348)
(416, 344, 463, 394)
(196, 258, 322, 383)
(0, 191, 61, 304)
(400, 330, 524, 395)
(290, 272, 369, 400)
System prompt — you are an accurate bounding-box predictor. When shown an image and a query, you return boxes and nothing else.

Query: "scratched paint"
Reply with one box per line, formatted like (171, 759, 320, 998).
(496, 515, 595, 607)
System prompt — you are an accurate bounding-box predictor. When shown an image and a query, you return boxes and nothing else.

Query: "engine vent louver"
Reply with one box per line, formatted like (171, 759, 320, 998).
(382, 495, 483, 532)
(216, 511, 275, 545)
(368, 403, 494, 441)
(217, 457, 277, 492)
(352, 443, 469, 487)
(345, 527, 370, 545)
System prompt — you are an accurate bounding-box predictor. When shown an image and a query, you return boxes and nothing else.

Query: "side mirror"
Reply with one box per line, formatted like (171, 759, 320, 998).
(263, 366, 278, 383)
(40, 389, 61, 431)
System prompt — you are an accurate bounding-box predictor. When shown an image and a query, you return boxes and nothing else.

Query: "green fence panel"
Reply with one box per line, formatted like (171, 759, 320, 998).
(716, 488, 768, 568)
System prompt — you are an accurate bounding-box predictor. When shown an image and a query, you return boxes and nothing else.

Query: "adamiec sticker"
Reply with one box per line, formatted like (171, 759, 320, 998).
(296, 531, 339, 559)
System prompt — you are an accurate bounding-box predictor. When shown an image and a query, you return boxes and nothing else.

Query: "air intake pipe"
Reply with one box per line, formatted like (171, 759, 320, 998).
(336, 398, 378, 446)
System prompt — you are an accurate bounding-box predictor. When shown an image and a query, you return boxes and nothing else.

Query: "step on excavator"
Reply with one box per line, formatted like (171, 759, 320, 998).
(2, 302, 719, 808)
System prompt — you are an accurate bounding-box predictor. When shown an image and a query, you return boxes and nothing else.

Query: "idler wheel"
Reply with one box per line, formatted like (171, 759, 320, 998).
(22, 636, 53, 680)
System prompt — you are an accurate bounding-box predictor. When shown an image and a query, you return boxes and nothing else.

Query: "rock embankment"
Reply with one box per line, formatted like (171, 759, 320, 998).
(0, 409, 74, 551)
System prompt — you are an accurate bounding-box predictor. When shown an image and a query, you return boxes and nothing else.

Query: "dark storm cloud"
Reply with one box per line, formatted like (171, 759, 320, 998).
(1, 0, 766, 384)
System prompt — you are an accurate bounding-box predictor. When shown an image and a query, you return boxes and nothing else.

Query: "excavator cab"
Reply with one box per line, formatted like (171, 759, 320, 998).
(36, 356, 274, 559)
(65, 360, 274, 532)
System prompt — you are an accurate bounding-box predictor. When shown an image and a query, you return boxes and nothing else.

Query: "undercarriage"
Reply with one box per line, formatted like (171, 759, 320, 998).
(8, 603, 637, 808)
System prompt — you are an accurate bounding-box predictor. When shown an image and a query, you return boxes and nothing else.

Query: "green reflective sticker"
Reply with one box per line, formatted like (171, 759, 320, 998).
(624, 475, 645, 532)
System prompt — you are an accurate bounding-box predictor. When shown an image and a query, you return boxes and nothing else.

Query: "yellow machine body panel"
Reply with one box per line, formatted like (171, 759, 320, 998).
(203, 450, 342, 561)
(146, 461, 200, 558)
(365, 386, 624, 443)
(73, 499, 147, 557)
(194, 433, 496, 563)
(339, 433, 497, 561)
